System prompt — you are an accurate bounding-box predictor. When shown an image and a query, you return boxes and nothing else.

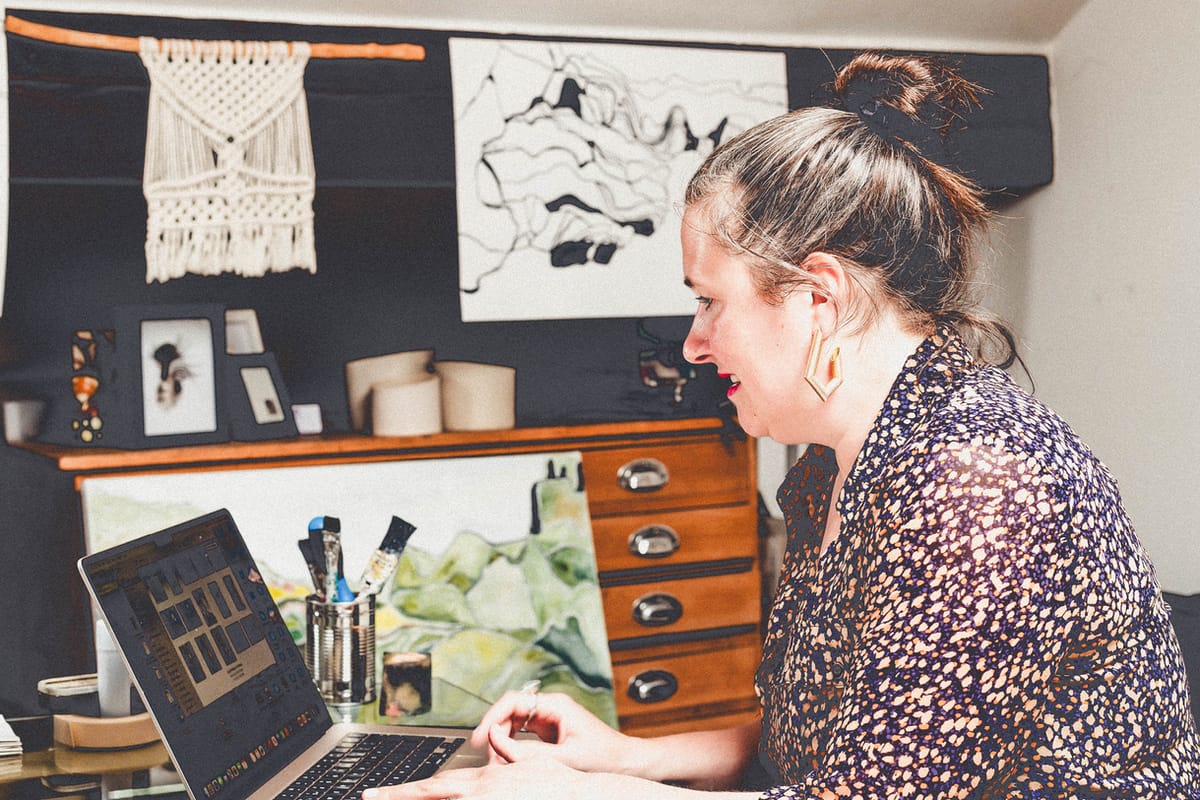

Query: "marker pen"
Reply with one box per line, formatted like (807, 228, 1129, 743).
(357, 516, 417, 597)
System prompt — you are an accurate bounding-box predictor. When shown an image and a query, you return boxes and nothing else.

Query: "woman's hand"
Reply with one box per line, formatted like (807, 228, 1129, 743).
(468, 689, 633, 774)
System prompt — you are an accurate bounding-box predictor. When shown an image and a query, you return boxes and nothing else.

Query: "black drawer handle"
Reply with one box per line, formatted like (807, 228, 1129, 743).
(628, 524, 680, 558)
(617, 458, 669, 492)
(628, 669, 678, 703)
(632, 593, 683, 626)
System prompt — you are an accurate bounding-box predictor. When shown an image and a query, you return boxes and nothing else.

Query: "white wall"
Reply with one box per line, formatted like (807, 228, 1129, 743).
(1000, 0, 1200, 593)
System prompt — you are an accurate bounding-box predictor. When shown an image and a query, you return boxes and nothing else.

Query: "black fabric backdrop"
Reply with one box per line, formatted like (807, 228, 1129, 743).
(0, 8, 1051, 716)
(2, 9, 1052, 429)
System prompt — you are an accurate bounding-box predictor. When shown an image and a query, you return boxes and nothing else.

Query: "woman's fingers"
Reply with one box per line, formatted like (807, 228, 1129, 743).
(487, 721, 551, 764)
(465, 689, 631, 774)
(470, 689, 562, 751)
(361, 770, 462, 800)
(469, 689, 527, 746)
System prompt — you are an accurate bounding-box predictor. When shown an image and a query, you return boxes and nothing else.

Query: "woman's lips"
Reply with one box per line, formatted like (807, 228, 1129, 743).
(720, 372, 741, 398)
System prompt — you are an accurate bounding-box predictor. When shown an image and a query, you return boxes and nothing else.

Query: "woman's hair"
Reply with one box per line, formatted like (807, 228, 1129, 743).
(684, 51, 1019, 368)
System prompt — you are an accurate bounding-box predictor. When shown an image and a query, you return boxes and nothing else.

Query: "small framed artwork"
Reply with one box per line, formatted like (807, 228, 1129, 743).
(227, 352, 298, 441)
(225, 308, 265, 355)
(114, 304, 228, 448)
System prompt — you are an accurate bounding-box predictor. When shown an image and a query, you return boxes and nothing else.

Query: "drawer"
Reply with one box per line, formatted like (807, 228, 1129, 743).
(602, 570, 760, 642)
(591, 504, 757, 573)
(582, 439, 752, 516)
(612, 636, 761, 721)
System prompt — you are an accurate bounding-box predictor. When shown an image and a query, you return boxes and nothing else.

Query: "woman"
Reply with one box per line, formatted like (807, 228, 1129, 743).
(366, 52, 1200, 800)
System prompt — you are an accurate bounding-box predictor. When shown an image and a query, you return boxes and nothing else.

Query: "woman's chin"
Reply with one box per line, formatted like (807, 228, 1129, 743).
(734, 411, 768, 439)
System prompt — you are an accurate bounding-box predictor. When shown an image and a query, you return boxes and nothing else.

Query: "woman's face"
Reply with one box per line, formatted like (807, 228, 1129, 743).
(680, 207, 815, 441)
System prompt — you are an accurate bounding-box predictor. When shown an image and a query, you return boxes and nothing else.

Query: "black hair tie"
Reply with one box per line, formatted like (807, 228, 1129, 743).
(841, 78, 947, 164)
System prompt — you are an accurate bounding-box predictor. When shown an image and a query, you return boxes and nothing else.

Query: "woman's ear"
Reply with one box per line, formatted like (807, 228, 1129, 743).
(797, 252, 849, 328)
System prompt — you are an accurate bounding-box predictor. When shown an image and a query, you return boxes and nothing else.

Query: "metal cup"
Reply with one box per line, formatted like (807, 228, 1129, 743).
(306, 594, 376, 707)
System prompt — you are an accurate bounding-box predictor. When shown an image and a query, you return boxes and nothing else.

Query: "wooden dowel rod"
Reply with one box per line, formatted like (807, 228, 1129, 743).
(309, 40, 425, 61)
(4, 15, 425, 61)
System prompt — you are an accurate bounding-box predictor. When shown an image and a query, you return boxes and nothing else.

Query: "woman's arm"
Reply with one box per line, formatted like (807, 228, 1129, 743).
(491, 715, 762, 789)
(606, 720, 762, 788)
(472, 688, 761, 788)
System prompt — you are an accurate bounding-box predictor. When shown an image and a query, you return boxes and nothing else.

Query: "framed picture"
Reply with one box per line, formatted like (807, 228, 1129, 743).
(225, 308, 264, 355)
(114, 304, 228, 448)
(227, 352, 298, 441)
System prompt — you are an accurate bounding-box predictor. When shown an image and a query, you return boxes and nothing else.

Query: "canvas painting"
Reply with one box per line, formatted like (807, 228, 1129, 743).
(449, 37, 789, 322)
(80, 451, 617, 728)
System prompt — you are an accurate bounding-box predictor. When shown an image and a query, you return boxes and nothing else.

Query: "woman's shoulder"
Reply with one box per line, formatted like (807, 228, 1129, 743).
(903, 363, 1111, 497)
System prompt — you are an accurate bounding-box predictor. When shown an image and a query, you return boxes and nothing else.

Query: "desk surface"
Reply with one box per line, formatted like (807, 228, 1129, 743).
(0, 742, 176, 800)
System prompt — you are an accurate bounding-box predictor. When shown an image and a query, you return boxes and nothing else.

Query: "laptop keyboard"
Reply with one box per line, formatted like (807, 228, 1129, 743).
(275, 732, 466, 800)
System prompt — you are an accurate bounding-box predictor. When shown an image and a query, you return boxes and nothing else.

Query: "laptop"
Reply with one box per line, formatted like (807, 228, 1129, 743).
(78, 508, 488, 800)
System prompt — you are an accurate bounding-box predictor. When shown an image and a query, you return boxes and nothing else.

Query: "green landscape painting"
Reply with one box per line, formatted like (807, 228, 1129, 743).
(80, 451, 617, 727)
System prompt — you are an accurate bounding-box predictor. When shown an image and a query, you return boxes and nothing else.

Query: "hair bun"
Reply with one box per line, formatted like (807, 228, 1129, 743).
(833, 52, 984, 161)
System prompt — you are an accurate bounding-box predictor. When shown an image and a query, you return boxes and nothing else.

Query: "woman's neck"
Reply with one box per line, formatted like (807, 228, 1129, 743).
(816, 320, 926, 550)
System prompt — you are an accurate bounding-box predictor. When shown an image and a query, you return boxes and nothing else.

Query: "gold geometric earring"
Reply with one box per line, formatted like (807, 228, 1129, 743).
(804, 328, 843, 402)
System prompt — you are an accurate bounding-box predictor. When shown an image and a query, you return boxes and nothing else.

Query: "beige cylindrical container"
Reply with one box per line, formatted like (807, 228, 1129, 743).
(306, 594, 376, 708)
(435, 361, 516, 431)
(371, 374, 442, 437)
(343, 349, 434, 432)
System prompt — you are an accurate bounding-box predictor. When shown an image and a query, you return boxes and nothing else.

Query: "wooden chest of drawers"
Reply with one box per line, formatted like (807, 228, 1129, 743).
(21, 417, 763, 736)
(574, 423, 762, 735)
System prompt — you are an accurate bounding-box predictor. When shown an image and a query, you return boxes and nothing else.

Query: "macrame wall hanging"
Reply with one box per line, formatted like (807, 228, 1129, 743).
(5, 15, 425, 284)
(139, 38, 316, 283)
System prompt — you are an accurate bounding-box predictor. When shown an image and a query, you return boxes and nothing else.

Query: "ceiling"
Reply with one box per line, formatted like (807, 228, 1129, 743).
(18, 0, 1092, 51)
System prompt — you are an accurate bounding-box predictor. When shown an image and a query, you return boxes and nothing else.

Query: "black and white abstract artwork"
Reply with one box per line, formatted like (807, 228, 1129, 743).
(449, 38, 788, 322)
(140, 317, 218, 437)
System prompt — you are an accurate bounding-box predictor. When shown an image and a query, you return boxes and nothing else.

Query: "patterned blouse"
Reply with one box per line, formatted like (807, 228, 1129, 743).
(755, 326, 1200, 799)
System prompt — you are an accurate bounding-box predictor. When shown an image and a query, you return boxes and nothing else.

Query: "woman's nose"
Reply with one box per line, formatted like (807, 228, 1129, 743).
(682, 321, 709, 365)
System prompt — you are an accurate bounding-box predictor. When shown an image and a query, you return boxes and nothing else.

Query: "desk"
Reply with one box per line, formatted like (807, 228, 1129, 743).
(0, 739, 179, 800)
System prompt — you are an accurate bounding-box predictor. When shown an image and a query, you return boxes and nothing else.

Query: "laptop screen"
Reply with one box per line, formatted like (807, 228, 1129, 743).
(79, 509, 332, 800)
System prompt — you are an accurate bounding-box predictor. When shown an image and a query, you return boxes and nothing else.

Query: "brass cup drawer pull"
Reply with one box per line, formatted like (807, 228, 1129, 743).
(617, 458, 669, 492)
(628, 524, 680, 558)
(632, 592, 683, 626)
(627, 669, 678, 703)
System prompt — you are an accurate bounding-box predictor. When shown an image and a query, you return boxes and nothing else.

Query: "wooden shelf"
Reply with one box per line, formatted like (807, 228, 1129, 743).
(13, 417, 739, 477)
